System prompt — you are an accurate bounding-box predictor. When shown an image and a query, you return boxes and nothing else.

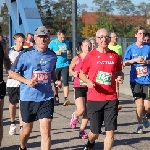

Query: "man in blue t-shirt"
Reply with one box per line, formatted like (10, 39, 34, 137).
(123, 26, 150, 134)
(9, 26, 62, 150)
(48, 30, 71, 106)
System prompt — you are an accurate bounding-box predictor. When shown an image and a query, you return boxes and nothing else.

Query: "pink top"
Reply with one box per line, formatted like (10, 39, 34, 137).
(73, 55, 86, 87)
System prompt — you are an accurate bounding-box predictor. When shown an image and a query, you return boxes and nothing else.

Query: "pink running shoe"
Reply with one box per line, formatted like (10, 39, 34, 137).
(79, 130, 88, 139)
(70, 112, 78, 129)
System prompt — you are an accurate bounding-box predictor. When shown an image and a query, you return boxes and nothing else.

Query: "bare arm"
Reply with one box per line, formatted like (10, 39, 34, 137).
(69, 56, 79, 77)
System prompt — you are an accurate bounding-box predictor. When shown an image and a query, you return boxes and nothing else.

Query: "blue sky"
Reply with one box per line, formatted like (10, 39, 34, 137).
(80, 0, 150, 14)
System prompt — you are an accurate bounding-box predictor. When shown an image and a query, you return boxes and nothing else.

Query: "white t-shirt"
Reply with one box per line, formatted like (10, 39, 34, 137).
(6, 49, 21, 87)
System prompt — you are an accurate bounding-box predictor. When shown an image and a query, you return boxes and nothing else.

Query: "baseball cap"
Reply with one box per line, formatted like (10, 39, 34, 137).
(34, 26, 50, 36)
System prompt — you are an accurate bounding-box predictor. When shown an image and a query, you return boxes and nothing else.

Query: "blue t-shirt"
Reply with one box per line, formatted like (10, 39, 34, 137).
(11, 46, 57, 102)
(48, 38, 70, 68)
(123, 43, 150, 84)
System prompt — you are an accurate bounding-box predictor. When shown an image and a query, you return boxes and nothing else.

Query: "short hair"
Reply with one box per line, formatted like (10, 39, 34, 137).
(26, 33, 33, 37)
(57, 29, 66, 35)
(145, 32, 150, 37)
(89, 37, 96, 41)
(13, 33, 25, 39)
(134, 26, 145, 34)
(96, 28, 110, 37)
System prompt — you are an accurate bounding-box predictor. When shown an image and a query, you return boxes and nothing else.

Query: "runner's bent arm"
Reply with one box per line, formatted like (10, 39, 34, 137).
(69, 56, 79, 77)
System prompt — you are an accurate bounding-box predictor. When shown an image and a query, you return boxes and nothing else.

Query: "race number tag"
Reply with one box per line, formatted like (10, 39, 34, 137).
(96, 71, 112, 85)
(80, 79, 86, 86)
(32, 71, 49, 83)
(58, 46, 67, 53)
(136, 66, 148, 77)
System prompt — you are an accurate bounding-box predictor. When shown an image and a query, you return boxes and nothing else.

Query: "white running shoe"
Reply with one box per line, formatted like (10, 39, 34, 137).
(9, 124, 16, 135)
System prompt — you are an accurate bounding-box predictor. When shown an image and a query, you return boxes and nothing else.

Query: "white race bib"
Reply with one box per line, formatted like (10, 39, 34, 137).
(96, 71, 112, 85)
(58, 46, 67, 53)
(136, 66, 148, 77)
(32, 71, 49, 83)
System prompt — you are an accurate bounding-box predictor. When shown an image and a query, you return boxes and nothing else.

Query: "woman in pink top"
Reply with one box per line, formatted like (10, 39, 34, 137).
(69, 39, 92, 139)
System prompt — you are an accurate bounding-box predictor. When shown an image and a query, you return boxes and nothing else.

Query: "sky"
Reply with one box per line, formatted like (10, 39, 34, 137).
(80, 0, 150, 14)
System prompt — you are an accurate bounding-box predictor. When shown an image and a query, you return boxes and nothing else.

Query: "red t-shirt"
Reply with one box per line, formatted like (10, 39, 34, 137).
(81, 49, 122, 101)
(24, 41, 30, 47)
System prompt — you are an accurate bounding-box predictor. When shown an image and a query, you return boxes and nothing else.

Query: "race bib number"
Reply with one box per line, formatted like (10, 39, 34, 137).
(80, 79, 86, 86)
(58, 46, 67, 53)
(136, 66, 148, 77)
(96, 71, 112, 85)
(32, 71, 49, 83)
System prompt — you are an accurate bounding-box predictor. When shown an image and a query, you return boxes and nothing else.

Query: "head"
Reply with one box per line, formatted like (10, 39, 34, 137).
(34, 26, 50, 51)
(57, 30, 66, 42)
(13, 33, 25, 49)
(96, 28, 110, 48)
(26, 33, 33, 41)
(89, 37, 96, 50)
(0, 34, 3, 41)
(143, 33, 150, 43)
(110, 32, 118, 43)
(80, 39, 92, 54)
(134, 26, 145, 43)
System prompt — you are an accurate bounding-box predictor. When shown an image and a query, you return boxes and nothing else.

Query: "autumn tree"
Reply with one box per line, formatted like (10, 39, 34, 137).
(81, 24, 98, 37)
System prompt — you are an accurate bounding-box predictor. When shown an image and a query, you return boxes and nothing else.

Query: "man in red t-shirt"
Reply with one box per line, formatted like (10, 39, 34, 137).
(79, 28, 124, 150)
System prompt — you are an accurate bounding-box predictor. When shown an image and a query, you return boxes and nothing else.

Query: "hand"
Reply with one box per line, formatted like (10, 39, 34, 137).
(55, 80, 62, 89)
(73, 71, 78, 77)
(26, 79, 38, 87)
(57, 50, 62, 55)
(134, 56, 144, 64)
(116, 76, 124, 84)
(87, 79, 95, 88)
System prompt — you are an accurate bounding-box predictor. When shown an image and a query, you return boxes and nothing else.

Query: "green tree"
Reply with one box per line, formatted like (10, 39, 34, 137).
(0, 3, 9, 35)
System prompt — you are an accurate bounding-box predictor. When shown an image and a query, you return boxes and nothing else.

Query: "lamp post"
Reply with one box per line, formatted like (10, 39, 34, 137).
(72, 0, 77, 58)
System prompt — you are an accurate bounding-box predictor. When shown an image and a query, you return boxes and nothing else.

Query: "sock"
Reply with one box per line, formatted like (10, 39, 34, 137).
(20, 126, 23, 130)
(11, 121, 15, 125)
(86, 140, 95, 147)
(55, 94, 58, 97)
(64, 97, 67, 100)
(138, 124, 143, 127)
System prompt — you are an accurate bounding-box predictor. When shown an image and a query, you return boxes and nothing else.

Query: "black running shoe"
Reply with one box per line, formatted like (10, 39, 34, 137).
(83, 141, 95, 150)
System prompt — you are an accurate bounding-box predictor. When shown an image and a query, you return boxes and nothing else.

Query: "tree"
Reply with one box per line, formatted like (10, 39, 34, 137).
(92, 0, 115, 14)
(0, 3, 9, 35)
(96, 15, 114, 32)
(81, 24, 98, 37)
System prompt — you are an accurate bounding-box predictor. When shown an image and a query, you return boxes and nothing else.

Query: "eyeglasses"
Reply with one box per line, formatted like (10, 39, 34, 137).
(97, 36, 110, 40)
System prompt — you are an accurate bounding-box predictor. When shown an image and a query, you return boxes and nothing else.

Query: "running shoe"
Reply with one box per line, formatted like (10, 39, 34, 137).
(83, 141, 95, 150)
(79, 130, 88, 139)
(9, 124, 16, 135)
(70, 112, 78, 129)
(63, 98, 70, 106)
(136, 126, 143, 134)
(143, 116, 149, 128)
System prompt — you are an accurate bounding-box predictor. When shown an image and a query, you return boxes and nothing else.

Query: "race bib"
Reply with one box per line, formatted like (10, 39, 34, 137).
(96, 71, 112, 85)
(32, 71, 49, 83)
(80, 79, 86, 86)
(58, 46, 67, 53)
(136, 66, 148, 77)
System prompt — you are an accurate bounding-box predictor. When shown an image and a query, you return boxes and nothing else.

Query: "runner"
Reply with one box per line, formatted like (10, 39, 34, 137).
(143, 33, 150, 43)
(123, 26, 150, 134)
(24, 33, 34, 47)
(48, 29, 71, 106)
(79, 28, 123, 150)
(9, 26, 61, 150)
(108, 32, 123, 109)
(69, 39, 91, 139)
(89, 37, 96, 50)
(7, 33, 25, 135)
(0, 40, 10, 146)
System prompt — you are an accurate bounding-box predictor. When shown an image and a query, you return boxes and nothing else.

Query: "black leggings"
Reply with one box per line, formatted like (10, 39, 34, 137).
(56, 66, 69, 86)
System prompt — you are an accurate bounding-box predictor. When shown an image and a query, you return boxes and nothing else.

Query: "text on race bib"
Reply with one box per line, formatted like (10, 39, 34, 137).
(32, 71, 49, 83)
(58, 46, 67, 53)
(136, 66, 148, 77)
(80, 79, 86, 86)
(96, 71, 112, 85)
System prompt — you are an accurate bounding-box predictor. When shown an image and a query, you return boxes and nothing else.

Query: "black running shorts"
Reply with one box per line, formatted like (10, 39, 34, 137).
(20, 99, 54, 123)
(74, 87, 88, 99)
(87, 100, 119, 134)
(7, 87, 20, 104)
